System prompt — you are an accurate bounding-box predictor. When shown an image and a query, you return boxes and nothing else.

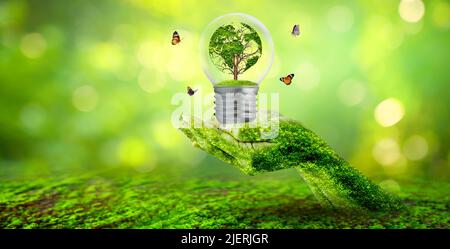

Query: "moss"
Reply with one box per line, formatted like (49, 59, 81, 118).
(181, 117, 402, 210)
(248, 119, 402, 210)
(215, 80, 258, 87)
(236, 124, 270, 142)
(0, 170, 448, 228)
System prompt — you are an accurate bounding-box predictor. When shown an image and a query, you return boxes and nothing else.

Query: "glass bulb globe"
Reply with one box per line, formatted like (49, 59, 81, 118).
(200, 13, 274, 124)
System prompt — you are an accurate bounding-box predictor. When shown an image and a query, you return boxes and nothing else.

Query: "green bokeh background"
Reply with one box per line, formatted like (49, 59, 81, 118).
(0, 0, 449, 228)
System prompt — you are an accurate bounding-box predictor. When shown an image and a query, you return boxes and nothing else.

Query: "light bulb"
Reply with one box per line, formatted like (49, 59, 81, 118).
(200, 13, 274, 124)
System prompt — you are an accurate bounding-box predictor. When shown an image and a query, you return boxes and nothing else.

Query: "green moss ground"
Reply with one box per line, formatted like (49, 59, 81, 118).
(0, 167, 448, 228)
(215, 80, 258, 87)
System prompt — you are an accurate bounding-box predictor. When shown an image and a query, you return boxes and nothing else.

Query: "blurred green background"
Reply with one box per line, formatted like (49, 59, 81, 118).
(0, 0, 449, 186)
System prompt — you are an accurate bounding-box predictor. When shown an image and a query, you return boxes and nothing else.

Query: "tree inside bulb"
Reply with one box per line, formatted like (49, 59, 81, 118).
(209, 22, 262, 83)
(200, 13, 274, 124)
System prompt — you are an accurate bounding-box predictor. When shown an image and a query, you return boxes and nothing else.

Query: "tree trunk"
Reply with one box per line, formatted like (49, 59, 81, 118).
(233, 54, 238, 80)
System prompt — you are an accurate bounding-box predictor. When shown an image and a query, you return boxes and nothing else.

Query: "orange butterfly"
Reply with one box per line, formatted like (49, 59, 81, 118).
(171, 31, 181, 45)
(280, 73, 294, 85)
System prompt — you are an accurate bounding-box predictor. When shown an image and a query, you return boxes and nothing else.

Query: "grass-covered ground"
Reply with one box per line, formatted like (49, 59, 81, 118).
(0, 166, 448, 229)
(215, 80, 258, 87)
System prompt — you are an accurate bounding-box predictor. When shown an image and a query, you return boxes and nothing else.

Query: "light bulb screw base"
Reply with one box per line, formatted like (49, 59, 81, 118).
(214, 86, 258, 124)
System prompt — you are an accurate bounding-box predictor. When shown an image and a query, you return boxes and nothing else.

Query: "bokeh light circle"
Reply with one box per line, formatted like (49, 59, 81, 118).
(374, 98, 405, 127)
(403, 135, 428, 161)
(338, 79, 366, 106)
(432, 2, 450, 28)
(296, 62, 320, 90)
(373, 138, 401, 166)
(399, 0, 425, 23)
(72, 85, 99, 112)
(327, 5, 354, 32)
(20, 33, 47, 59)
(200, 13, 274, 85)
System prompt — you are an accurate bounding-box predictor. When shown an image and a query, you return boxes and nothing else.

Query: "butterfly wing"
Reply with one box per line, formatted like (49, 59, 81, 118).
(280, 74, 294, 85)
(284, 77, 292, 85)
(187, 86, 196, 96)
(172, 31, 180, 45)
(292, 25, 300, 36)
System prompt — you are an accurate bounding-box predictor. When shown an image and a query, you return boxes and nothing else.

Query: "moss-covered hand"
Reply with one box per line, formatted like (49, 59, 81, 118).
(180, 112, 402, 211)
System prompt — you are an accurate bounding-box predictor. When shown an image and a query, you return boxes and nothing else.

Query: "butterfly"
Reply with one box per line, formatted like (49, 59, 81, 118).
(291, 24, 300, 37)
(187, 86, 197, 96)
(280, 73, 295, 85)
(171, 31, 181, 45)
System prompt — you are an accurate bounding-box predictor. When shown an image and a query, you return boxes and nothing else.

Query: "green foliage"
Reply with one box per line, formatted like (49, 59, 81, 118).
(209, 22, 262, 78)
(244, 56, 259, 71)
(209, 25, 244, 70)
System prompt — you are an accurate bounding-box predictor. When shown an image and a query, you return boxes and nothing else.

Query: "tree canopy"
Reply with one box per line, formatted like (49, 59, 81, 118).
(208, 22, 262, 80)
